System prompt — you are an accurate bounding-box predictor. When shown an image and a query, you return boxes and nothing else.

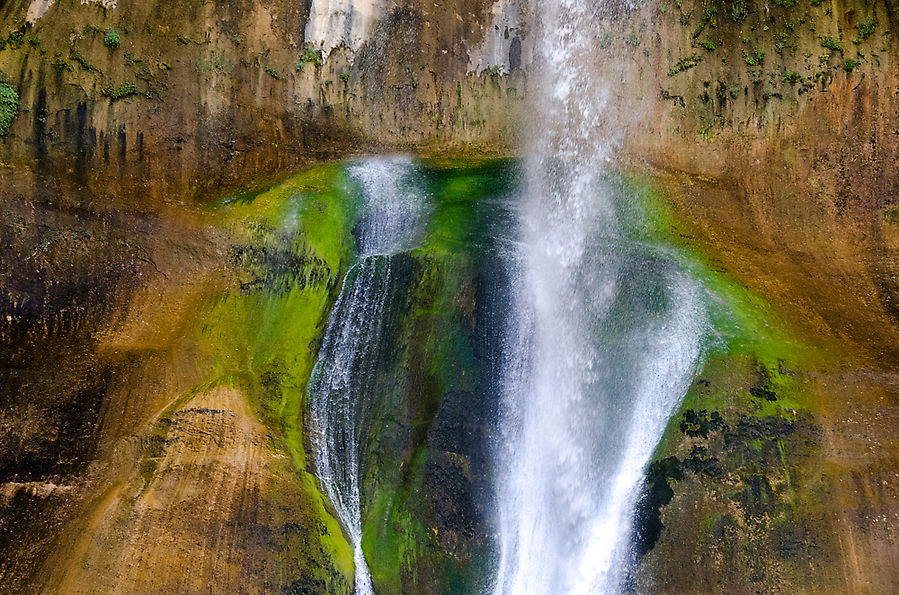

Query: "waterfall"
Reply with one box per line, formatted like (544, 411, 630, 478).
(492, 0, 708, 593)
(307, 157, 428, 595)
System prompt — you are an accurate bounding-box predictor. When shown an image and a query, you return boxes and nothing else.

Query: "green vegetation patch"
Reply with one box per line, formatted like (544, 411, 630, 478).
(296, 44, 324, 71)
(101, 81, 139, 100)
(669, 54, 703, 75)
(69, 48, 97, 72)
(820, 36, 843, 53)
(0, 81, 19, 136)
(103, 29, 120, 49)
(854, 21, 876, 44)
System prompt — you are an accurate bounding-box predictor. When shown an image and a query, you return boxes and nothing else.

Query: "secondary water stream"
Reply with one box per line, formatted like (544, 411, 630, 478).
(307, 157, 428, 595)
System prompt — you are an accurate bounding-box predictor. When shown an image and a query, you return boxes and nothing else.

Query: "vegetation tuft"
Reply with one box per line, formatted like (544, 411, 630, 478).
(669, 54, 702, 76)
(820, 36, 842, 53)
(101, 81, 139, 100)
(0, 81, 18, 136)
(854, 21, 875, 44)
(103, 29, 120, 49)
(296, 45, 323, 71)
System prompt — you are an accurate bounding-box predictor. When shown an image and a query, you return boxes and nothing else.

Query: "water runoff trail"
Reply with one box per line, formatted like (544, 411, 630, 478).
(491, 1, 709, 593)
(307, 157, 429, 595)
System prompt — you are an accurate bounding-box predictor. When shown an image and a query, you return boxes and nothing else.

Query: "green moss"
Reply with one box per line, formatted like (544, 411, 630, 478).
(0, 82, 19, 136)
(843, 59, 860, 72)
(265, 66, 280, 79)
(626, 32, 641, 47)
(199, 164, 357, 584)
(698, 39, 716, 50)
(668, 54, 703, 76)
(103, 29, 120, 49)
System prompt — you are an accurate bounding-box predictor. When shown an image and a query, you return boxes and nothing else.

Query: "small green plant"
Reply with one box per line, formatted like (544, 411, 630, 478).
(177, 35, 190, 45)
(296, 45, 323, 71)
(626, 32, 640, 47)
(0, 81, 19, 136)
(741, 36, 751, 44)
(69, 48, 97, 72)
(104, 29, 120, 49)
(743, 48, 765, 66)
(820, 36, 842, 53)
(599, 32, 613, 49)
(692, 2, 717, 39)
(668, 54, 702, 76)
(51, 54, 72, 73)
(698, 39, 716, 50)
(782, 69, 801, 83)
(773, 0, 798, 7)
(731, 0, 748, 23)
(810, 0, 823, 5)
(854, 21, 875, 44)
(340, 73, 350, 83)
(7, 27, 26, 50)
(486, 64, 502, 76)
(729, 86, 741, 98)
(265, 67, 280, 79)
(232, 34, 242, 45)
(101, 81, 138, 100)
(843, 59, 859, 71)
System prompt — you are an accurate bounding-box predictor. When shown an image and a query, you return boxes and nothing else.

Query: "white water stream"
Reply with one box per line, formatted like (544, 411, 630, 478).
(307, 157, 428, 595)
(491, 1, 708, 593)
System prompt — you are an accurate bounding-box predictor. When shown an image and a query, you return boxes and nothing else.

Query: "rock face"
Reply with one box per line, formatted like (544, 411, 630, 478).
(0, 0, 523, 202)
(0, 0, 896, 594)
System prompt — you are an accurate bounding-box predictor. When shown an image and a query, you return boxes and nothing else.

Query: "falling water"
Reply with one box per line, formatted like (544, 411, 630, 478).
(492, 0, 708, 593)
(307, 157, 428, 595)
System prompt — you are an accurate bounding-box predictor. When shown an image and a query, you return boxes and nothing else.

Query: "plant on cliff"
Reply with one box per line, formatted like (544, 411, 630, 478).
(820, 36, 843, 53)
(698, 39, 716, 50)
(69, 48, 97, 72)
(692, 2, 717, 39)
(854, 21, 876, 44)
(843, 59, 859, 72)
(668, 55, 702, 76)
(296, 45, 323, 71)
(0, 82, 19, 136)
(6, 26, 26, 50)
(266, 67, 280, 79)
(742, 48, 765, 66)
(730, 0, 748, 23)
(104, 29, 120, 49)
(101, 81, 138, 100)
